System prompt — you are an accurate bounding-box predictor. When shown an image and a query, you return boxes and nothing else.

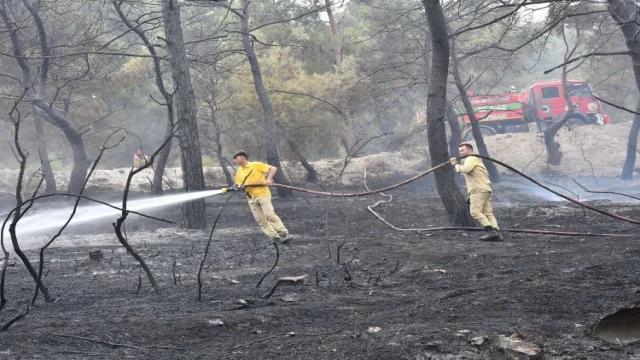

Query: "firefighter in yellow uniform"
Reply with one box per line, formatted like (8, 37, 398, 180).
(232, 151, 292, 243)
(450, 143, 503, 241)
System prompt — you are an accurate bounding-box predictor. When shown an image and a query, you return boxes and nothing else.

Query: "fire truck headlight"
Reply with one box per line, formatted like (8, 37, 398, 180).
(596, 114, 604, 125)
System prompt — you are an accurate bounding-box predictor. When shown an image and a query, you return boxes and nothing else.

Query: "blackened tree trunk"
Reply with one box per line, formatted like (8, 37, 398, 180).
(206, 100, 234, 187)
(33, 116, 56, 194)
(22, 0, 56, 195)
(621, 101, 640, 179)
(1, 0, 90, 194)
(240, 0, 293, 197)
(422, 27, 461, 158)
(446, 101, 462, 157)
(450, 35, 500, 183)
(218, 155, 234, 187)
(33, 104, 91, 194)
(544, 25, 579, 166)
(422, 0, 474, 226)
(608, 0, 640, 179)
(112, 0, 173, 195)
(287, 139, 318, 183)
(162, 0, 207, 228)
(212, 134, 233, 188)
(543, 102, 574, 166)
(153, 120, 174, 194)
(543, 107, 573, 166)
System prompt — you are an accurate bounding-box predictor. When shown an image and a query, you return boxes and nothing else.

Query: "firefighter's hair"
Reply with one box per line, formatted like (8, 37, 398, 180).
(458, 142, 474, 151)
(233, 150, 249, 159)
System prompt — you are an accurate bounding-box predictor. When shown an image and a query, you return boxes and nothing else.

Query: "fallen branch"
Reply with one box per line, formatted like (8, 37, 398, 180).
(537, 178, 580, 200)
(572, 179, 640, 202)
(262, 275, 308, 299)
(142, 345, 187, 350)
(52, 333, 187, 350)
(60, 350, 111, 356)
(0, 305, 29, 331)
(221, 242, 272, 260)
(231, 332, 293, 350)
(231, 327, 345, 350)
(53, 333, 141, 349)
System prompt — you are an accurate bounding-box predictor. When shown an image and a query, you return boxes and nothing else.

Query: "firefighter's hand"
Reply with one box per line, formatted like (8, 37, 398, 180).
(266, 179, 273, 186)
(449, 157, 459, 166)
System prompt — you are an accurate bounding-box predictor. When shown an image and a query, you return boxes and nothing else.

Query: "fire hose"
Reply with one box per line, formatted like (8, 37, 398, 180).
(223, 162, 450, 197)
(222, 156, 639, 237)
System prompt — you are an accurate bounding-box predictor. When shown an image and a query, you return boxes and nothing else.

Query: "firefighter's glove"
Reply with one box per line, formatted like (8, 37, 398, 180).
(449, 157, 459, 166)
(227, 185, 243, 192)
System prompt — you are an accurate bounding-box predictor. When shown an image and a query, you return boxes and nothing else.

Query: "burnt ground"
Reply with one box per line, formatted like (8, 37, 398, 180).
(1, 175, 640, 359)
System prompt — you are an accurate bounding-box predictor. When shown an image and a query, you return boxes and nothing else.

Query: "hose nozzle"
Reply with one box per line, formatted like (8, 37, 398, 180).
(223, 185, 242, 192)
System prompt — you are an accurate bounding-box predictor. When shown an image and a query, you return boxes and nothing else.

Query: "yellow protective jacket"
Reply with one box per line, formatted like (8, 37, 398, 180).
(454, 156, 492, 194)
(236, 161, 272, 198)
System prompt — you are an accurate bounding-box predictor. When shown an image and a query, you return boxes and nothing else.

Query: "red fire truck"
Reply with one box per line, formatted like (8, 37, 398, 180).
(458, 80, 611, 141)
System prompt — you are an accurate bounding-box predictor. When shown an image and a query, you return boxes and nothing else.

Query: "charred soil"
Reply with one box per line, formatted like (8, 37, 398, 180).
(1, 177, 640, 359)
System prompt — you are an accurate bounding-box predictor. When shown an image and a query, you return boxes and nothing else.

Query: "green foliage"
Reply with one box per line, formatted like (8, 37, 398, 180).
(47, 152, 65, 172)
(201, 154, 216, 168)
(2, 0, 637, 172)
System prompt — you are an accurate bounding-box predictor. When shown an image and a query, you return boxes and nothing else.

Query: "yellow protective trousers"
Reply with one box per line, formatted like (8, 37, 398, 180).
(469, 191, 498, 229)
(248, 196, 288, 239)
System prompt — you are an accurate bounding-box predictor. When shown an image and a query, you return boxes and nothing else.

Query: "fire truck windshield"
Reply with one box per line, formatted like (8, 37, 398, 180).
(566, 83, 594, 98)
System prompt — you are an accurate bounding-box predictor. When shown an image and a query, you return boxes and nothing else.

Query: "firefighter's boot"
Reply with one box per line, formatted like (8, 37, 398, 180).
(479, 226, 501, 242)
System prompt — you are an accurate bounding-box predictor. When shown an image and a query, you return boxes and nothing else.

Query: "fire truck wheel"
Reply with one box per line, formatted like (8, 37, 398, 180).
(462, 125, 497, 142)
(565, 116, 587, 128)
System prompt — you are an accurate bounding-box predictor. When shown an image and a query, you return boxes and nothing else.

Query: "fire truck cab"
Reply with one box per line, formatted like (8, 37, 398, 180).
(520, 80, 608, 127)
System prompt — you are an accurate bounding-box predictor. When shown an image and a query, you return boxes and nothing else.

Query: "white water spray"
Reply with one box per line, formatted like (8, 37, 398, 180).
(7, 189, 225, 237)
